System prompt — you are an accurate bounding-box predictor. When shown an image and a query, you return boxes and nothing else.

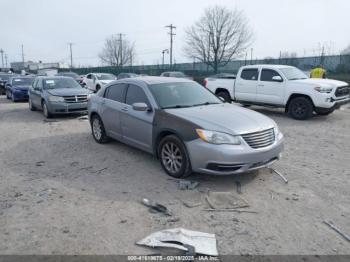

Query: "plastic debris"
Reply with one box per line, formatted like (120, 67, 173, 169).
(141, 198, 172, 216)
(205, 191, 249, 210)
(269, 168, 288, 184)
(178, 180, 199, 190)
(136, 228, 218, 256)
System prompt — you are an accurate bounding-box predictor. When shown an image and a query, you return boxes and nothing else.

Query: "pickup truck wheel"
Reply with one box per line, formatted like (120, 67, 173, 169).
(158, 135, 192, 178)
(315, 108, 334, 115)
(288, 97, 313, 120)
(217, 91, 231, 103)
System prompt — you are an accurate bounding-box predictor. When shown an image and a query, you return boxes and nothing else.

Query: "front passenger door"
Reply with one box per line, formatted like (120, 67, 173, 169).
(120, 84, 154, 153)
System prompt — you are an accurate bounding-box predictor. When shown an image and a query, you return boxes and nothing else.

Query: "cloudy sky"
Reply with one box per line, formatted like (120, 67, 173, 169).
(0, 0, 349, 67)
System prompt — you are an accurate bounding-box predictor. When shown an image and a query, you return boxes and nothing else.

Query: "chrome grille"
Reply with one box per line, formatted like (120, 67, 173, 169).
(241, 128, 275, 149)
(63, 95, 88, 103)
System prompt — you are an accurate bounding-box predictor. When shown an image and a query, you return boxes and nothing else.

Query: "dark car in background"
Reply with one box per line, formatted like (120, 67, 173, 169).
(160, 71, 193, 80)
(117, 73, 139, 80)
(56, 72, 81, 83)
(5, 76, 34, 102)
(0, 73, 17, 95)
(28, 76, 91, 118)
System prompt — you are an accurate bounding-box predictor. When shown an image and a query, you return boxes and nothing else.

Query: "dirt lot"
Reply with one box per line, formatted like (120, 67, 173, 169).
(0, 96, 349, 255)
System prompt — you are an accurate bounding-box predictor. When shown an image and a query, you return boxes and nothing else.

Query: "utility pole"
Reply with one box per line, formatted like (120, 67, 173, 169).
(21, 44, 25, 65)
(165, 24, 176, 69)
(68, 42, 74, 69)
(0, 49, 4, 68)
(250, 48, 253, 65)
(162, 49, 168, 69)
(5, 54, 8, 68)
(115, 33, 125, 67)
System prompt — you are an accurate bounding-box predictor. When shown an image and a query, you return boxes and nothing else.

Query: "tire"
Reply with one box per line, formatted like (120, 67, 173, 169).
(29, 98, 36, 111)
(158, 135, 192, 178)
(11, 92, 16, 102)
(95, 85, 101, 93)
(288, 97, 313, 120)
(90, 114, 109, 143)
(216, 91, 231, 103)
(42, 101, 52, 118)
(315, 108, 334, 116)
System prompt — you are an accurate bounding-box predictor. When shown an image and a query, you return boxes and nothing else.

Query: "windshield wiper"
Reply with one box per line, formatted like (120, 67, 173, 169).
(191, 102, 221, 107)
(162, 105, 192, 109)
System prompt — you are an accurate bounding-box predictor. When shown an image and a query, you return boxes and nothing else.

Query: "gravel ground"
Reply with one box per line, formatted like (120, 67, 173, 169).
(0, 96, 349, 255)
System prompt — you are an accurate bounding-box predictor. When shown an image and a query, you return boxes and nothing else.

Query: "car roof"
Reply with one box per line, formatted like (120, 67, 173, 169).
(121, 76, 193, 85)
(241, 64, 295, 69)
(37, 76, 73, 80)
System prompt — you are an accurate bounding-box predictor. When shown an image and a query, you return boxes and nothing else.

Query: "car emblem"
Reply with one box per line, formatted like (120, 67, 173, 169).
(75, 96, 78, 102)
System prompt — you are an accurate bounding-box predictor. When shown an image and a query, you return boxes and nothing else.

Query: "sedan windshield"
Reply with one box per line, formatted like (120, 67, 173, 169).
(149, 82, 222, 109)
(43, 78, 82, 89)
(12, 78, 34, 85)
(280, 67, 308, 80)
(97, 74, 116, 80)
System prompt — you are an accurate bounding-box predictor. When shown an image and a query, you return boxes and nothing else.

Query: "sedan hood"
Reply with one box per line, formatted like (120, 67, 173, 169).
(165, 103, 276, 135)
(47, 88, 90, 96)
(293, 78, 348, 88)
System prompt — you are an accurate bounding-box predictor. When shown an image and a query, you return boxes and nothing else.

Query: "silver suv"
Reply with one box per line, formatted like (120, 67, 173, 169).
(88, 77, 284, 178)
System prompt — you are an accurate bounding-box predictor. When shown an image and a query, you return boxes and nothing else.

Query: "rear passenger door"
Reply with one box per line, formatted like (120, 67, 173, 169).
(256, 69, 285, 105)
(235, 68, 259, 102)
(120, 84, 154, 153)
(100, 83, 127, 141)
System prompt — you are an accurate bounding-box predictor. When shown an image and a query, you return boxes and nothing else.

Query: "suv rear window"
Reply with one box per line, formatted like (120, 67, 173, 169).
(241, 69, 259, 81)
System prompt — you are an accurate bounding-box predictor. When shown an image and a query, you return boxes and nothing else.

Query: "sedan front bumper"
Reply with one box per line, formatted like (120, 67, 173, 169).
(186, 133, 284, 175)
(47, 101, 88, 114)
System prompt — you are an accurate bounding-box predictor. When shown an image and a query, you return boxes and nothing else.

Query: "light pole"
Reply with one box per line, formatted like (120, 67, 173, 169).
(162, 49, 169, 69)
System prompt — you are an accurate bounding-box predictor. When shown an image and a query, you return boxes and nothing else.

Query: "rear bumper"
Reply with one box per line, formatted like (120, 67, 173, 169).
(185, 133, 284, 175)
(47, 101, 88, 114)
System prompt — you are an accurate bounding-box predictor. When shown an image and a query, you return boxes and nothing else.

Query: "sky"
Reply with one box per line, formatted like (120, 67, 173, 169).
(0, 0, 349, 67)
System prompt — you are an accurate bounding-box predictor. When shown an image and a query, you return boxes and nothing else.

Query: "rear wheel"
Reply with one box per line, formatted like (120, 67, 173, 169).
(216, 91, 231, 103)
(91, 115, 109, 143)
(95, 85, 101, 93)
(29, 98, 36, 111)
(42, 101, 52, 118)
(288, 97, 313, 120)
(158, 135, 192, 178)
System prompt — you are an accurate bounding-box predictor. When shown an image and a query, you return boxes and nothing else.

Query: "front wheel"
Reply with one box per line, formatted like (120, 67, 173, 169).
(42, 101, 52, 118)
(288, 97, 313, 120)
(158, 135, 192, 178)
(216, 91, 231, 103)
(29, 98, 36, 111)
(91, 115, 109, 143)
(6, 90, 11, 100)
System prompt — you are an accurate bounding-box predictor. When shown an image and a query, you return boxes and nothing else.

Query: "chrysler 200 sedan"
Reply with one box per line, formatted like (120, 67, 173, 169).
(88, 77, 284, 178)
(28, 76, 91, 118)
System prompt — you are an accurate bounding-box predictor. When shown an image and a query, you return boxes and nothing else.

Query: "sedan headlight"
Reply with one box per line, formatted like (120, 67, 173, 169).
(314, 86, 333, 93)
(48, 95, 65, 102)
(196, 129, 241, 145)
(274, 126, 280, 139)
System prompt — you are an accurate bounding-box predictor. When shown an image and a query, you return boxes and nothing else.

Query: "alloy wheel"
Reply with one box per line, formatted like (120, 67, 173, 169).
(92, 118, 102, 140)
(161, 142, 183, 174)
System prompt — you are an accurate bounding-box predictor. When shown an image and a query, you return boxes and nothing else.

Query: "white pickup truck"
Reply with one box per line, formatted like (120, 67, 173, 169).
(204, 65, 350, 120)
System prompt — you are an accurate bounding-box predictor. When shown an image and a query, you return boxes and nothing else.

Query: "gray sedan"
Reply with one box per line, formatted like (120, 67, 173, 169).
(28, 76, 91, 118)
(88, 77, 284, 178)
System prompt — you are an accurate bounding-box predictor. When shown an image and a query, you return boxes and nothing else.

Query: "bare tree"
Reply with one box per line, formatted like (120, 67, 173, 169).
(184, 6, 253, 73)
(99, 35, 136, 67)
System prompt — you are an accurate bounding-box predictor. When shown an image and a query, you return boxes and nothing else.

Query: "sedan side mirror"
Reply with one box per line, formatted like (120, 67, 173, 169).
(132, 102, 149, 112)
(272, 76, 283, 82)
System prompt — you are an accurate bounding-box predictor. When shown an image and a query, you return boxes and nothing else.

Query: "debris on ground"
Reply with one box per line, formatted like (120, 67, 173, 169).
(35, 161, 45, 167)
(235, 181, 242, 194)
(182, 200, 202, 208)
(205, 191, 249, 210)
(178, 180, 199, 190)
(141, 198, 172, 216)
(323, 220, 350, 242)
(43, 119, 59, 123)
(203, 209, 258, 214)
(269, 168, 288, 184)
(167, 217, 180, 223)
(136, 228, 218, 256)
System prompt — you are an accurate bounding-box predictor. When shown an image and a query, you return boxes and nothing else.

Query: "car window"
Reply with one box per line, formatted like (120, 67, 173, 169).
(260, 69, 282, 82)
(125, 84, 150, 106)
(105, 84, 127, 103)
(87, 74, 91, 79)
(163, 73, 169, 77)
(37, 79, 43, 89)
(241, 69, 259, 81)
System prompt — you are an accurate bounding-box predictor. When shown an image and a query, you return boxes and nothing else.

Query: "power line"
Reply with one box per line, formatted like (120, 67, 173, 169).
(165, 24, 176, 69)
